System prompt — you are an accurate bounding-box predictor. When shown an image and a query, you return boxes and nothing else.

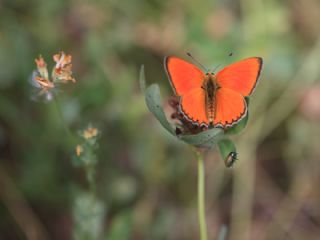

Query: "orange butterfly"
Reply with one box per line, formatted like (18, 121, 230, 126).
(165, 55, 263, 128)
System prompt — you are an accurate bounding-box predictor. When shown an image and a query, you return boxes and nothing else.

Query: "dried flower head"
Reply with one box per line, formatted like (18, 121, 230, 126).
(83, 127, 98, 139)
(52, 51, 76, 83)
(30, 56, 55, 101)
(35, 55, 49, 79)
(30, 51, 76, 101)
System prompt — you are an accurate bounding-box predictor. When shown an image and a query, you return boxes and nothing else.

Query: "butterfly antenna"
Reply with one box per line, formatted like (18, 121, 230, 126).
(210, 52, 234, 73)
(186, 52, 208, 72)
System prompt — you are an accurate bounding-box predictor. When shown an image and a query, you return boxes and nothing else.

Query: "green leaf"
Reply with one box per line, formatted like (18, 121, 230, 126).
(145, 84, 175, 135)
(225, 97, 250, 135)
(180, 128, 224, 148)
(217, 138, 237, 167)
(139, 65, 146, 93)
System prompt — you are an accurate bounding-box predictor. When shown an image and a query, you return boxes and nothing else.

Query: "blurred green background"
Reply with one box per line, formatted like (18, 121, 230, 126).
(1, 0, 320, 239)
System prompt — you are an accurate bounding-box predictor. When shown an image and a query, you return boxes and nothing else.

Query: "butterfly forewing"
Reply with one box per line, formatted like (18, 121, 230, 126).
(165, 56, 205, 96)
(216, 57, 263, 96)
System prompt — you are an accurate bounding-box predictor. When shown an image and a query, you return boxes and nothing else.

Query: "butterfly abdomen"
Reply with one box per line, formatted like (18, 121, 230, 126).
(203, 75, 218, 125)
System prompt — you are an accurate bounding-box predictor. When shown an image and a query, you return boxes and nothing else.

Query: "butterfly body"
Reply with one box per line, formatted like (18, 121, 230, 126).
(202, 73, 219, 126)
(165, 56, 263, 129)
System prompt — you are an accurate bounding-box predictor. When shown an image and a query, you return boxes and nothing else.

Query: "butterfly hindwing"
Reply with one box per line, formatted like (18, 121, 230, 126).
(214, 88, 247, 128)
(165, 56, 205, 96)
(180, 88, 208, 126)
(216, 57, 263, 96)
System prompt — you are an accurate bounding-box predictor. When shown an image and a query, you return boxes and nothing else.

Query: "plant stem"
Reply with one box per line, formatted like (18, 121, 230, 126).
(53, 98, 73, 142)
(195, 148, 208, 240)
(86, 163, 96, 198)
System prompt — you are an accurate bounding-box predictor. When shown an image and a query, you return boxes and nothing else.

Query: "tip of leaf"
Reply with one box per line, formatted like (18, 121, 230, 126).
(145, 84, 176, 135)
(139, 65, 146, 93)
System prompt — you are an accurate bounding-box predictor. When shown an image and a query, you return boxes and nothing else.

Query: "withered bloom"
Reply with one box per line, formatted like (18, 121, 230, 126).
(31, 56, 55, 101)
(83, 127, 99, 139)
(52, 51, 76, 83)
(30, 51, 76, 101)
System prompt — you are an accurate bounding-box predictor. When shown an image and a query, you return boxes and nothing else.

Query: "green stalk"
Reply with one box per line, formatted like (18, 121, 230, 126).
(86, 163, 96, 199)
(53, 98, 73, 140)
(195, 149, 208, 240)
